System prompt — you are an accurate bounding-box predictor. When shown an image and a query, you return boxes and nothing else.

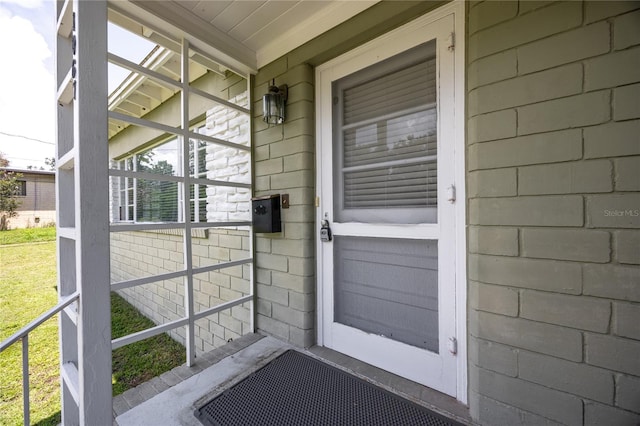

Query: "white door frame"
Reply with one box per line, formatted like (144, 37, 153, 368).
(315, 1, 467, 403)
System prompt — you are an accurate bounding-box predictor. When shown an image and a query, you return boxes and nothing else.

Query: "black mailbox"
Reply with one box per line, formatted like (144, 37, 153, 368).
(252, 194, 281, 233)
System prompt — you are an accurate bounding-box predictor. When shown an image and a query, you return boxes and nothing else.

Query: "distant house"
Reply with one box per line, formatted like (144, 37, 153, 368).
(0, 168, 55, 229)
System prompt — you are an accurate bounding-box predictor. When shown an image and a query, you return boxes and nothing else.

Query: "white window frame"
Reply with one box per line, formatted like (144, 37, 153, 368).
(116, 158, 135, 221)
(189, 127, 209, 224)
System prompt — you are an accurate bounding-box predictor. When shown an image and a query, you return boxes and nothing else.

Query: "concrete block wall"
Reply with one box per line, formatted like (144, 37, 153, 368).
(17, 174, 56, 212)
(253, 63, 316, 348)
(110, 228, 252, 354)
(467, 1, 640, 424)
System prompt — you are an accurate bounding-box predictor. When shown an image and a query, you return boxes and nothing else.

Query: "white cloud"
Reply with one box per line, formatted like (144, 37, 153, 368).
(0, 0, 44, 9)
(0, 5, 55, 168)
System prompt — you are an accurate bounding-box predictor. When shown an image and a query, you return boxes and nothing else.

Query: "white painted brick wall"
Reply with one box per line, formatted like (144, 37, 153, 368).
(204, 93, 251, 223)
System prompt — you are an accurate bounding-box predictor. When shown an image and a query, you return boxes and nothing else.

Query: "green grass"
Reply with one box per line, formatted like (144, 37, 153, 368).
(111, 293, 185, 395)
(1, 237, 186, 425)
(0, 242, 60, 426)
(0, 227, 56, 245)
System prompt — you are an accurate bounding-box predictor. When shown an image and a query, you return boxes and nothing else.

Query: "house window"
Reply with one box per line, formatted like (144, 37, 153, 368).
(15, 180, 27, 196)
(134, 138, 180, 223)
(114, 128, 209, 223)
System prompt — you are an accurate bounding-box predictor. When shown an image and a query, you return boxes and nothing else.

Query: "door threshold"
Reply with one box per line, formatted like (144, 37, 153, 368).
(308, 345, 473, 425)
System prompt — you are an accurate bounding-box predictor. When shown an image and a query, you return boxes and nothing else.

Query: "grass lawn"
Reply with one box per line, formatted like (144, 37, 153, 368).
(0, 241, 59, 426)
(0, 229, 185, 425)
(111, 293, 185, 395)
(0, 226, 56, 245)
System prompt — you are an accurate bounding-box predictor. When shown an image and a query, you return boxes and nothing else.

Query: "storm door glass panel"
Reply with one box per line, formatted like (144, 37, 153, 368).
(333, 41, 437, 224)
(334, 236, 439, 352)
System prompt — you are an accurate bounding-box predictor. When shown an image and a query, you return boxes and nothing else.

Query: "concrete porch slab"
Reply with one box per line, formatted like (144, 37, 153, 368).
(115, 333, 472, 426)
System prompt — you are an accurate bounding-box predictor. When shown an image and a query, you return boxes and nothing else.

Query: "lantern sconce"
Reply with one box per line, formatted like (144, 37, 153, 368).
(262, 80, 288, 125)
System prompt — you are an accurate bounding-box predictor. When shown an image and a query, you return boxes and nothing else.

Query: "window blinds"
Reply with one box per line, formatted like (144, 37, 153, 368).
(333, 42, 438, 224)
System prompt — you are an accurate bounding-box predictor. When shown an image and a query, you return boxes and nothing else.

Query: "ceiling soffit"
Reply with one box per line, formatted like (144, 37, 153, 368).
(122, 0, 378, 71)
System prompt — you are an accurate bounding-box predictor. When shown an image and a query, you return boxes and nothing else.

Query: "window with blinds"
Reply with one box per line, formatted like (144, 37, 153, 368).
(333, 41, 437, 224)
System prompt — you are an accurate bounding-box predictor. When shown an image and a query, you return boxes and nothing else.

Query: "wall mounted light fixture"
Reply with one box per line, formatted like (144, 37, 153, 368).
(262, 80, 288, 125)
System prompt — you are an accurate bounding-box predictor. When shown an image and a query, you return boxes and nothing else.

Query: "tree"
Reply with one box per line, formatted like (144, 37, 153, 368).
(45, 157, 56, 171)
(0, 170, 22, 230)
(0, 152, 9, 167)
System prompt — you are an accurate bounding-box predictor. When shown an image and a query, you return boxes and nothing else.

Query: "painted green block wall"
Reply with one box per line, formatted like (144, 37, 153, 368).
(252, 63, 317, 347)
(467, 1, 640, 424)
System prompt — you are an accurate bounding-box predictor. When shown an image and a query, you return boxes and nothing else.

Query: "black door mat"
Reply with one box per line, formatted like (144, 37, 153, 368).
(195, 349, 464, 426)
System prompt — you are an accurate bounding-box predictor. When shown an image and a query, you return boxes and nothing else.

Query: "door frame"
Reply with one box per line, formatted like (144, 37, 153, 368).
(314, 1, 467, 403)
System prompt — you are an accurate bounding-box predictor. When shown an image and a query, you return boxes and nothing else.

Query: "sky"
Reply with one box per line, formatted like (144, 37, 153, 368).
(0, 0, 56, 169)
(0, 0, 155, 170)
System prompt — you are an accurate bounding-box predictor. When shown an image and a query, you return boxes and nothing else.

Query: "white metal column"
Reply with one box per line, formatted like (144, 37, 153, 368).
(56, 0, 112, 424)
(180, 38, 196, 366)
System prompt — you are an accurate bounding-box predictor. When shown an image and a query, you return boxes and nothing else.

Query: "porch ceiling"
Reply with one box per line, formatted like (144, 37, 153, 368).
(107, 0, 377, 140)
(121, 0, 378, 71)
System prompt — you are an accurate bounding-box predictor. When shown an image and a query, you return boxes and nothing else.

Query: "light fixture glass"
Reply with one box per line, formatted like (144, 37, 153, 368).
(262, 81, 287, 125)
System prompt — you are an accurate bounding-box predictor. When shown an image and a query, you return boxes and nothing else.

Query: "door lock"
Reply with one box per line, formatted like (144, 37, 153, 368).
(320, 219, 332, 242)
